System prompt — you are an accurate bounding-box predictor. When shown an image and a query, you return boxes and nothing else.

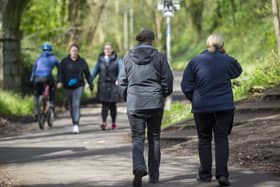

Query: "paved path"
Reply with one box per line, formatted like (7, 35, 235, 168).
(0, 104, 279, 187)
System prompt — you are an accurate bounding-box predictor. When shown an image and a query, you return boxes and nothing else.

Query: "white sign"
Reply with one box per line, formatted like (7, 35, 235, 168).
(157, 0, 181, 17)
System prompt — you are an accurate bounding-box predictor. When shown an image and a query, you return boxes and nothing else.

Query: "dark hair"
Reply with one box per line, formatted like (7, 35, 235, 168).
(69, 44, 80, 51)
(136, 29, 155, 43)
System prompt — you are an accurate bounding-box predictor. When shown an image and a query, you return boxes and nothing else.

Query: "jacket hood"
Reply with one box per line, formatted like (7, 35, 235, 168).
(41, 51, 53, 57)
(128, 45, 157, 65)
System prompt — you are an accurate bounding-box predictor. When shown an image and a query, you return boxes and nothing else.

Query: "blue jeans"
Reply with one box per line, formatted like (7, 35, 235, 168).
(64, 87, 84, 125)
(128, 109, 163, 182)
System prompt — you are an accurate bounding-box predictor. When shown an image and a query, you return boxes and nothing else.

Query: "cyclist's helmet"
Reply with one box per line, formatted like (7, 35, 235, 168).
(42, 43, 52, 51)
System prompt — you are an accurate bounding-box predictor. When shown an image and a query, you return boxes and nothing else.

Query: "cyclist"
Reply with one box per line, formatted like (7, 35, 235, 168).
(30, 43, 59, 120)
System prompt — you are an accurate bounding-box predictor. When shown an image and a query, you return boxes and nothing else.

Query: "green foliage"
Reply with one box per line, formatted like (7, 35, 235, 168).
(0, 90, 33, 116)
(162, 102, 192, 128)
(21, 0, 67, 42)
(233, 52, 280, 99)
(172, 0, 276, 68)
(13, 0, 280, 125)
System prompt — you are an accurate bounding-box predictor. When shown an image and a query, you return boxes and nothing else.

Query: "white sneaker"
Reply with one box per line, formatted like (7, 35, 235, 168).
(72, 125, 80, 134)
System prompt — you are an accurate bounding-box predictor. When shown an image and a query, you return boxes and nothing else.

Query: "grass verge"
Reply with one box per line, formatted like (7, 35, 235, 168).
(0, 91, 33, 117)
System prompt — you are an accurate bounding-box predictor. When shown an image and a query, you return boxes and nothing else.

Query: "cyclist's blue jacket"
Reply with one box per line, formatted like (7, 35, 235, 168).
(30, 51, 59, 82)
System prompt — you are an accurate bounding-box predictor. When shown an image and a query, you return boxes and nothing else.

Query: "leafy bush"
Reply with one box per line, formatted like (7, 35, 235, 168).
(0, 91, 33, 116)
(233, 52, 280, 99)
(162, 102, 192, 128)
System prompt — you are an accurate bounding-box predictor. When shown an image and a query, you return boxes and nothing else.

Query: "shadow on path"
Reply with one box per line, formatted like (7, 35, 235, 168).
(0, 145, 130, 165)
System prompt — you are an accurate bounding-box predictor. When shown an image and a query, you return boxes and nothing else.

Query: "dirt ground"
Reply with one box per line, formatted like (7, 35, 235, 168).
(161, 90, 280, 178)
(163, 117, 280, 177)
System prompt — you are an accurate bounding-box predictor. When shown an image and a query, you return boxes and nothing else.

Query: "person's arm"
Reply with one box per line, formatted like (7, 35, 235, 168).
(30, 59, 38, 82)
(228, 57, 242, 79)
(56, 60, 64, 89)
(117, 58, 122, 78)
(118, 58, 128, 101)
(160, 54, 173, 97)
(181, 61, 195, 101)
(90, 61, 99, 83)
(54, 57, 60, 82)
(83, 60, 93, 90)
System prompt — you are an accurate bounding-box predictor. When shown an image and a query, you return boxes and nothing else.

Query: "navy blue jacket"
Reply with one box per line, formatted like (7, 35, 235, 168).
(181, 50, 242, 113)
(30, 51, 59, 82)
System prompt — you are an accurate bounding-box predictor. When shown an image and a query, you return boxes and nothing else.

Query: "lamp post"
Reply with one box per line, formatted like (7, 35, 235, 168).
(157, 0, 180, 110)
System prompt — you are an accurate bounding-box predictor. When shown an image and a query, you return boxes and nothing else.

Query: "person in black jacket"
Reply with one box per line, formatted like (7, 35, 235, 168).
(119, 29, 173, 187)
(181, 34, 242, 186)
(57, 44, 93, 134)
(91, 43, 122, 130)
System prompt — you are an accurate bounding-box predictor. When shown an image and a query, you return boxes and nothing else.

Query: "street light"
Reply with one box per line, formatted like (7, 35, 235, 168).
(158, 0, 180, 110)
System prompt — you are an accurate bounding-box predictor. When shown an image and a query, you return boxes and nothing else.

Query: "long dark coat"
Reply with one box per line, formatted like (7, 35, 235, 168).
(95, 52, 120, 102)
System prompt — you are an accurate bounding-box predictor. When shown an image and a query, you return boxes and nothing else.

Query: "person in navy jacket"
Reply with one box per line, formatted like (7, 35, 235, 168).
(181, 34, 242, 186)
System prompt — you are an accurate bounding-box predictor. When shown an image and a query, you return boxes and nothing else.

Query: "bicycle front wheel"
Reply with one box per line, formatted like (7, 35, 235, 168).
(47, 107, 55, 127)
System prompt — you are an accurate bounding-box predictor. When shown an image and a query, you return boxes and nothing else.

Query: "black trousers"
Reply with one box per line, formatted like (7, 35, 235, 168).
(101, 102, 117, 123)
(194, 109, 234, 180)
(34, 76, 55, 102)
(127, 109, 163, 182)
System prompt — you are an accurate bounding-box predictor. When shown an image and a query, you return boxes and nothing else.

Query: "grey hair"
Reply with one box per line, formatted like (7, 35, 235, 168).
(206, 34, 224, 53)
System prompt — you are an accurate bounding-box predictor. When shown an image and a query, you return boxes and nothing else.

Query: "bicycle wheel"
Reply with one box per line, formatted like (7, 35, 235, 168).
(47, 107, 55, 127)
(38, 96, 45, 130)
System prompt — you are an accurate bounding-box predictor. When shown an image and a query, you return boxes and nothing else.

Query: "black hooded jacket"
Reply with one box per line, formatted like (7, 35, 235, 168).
(58, 55, 92, 89)
(118, 44, 173, 111)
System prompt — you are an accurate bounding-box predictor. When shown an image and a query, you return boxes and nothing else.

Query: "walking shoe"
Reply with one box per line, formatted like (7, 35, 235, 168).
(196, 170, 212, 183)
(132, 170, 146, 187)
(112, 123, 117, 129)
(100, 123, 106, 130)
(218, 176, 231, 186)
(72, 125, 80, 134)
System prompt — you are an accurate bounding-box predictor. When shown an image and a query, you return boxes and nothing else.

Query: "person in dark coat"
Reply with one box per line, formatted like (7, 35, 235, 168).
(91, 43, 122, 130)
(181, 34, 242, 186)
(118, 29, 173, 187)
(57, 44, 93, 134)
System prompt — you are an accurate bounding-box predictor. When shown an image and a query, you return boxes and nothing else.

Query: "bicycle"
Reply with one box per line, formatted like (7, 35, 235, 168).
(38, 84, 55, 129)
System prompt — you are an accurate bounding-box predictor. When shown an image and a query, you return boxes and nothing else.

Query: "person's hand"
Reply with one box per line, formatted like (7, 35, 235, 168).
(57, 82, 63, 89)
(115, 80, 119, 85)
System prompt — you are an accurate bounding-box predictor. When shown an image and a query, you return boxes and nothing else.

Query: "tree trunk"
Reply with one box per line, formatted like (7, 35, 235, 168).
(210, 1, 222, 32)
(66, 0, 88, 45)
(272, 0, 280, 56)
(230, 0, 236, 27)
(183, 0, 204, 37)
(86, 0, 108, 44)
(0, 0, 28, 91)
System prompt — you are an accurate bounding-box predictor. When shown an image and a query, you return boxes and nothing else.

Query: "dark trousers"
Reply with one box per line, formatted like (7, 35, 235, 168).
(101, 102, 117, 123)
(193, 109, 234, 179)
(34, 76, 55, 115)
(127, 109, 163, 182)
